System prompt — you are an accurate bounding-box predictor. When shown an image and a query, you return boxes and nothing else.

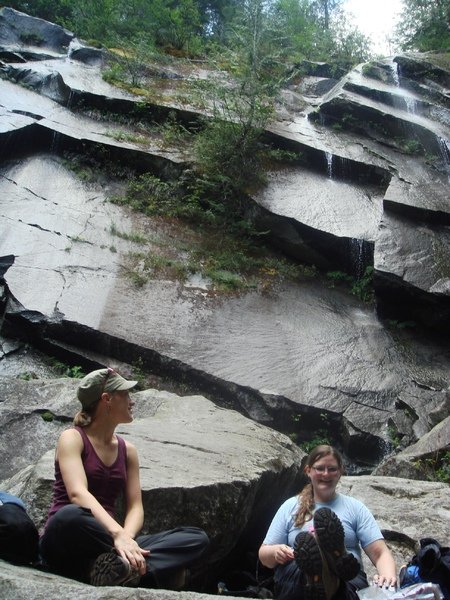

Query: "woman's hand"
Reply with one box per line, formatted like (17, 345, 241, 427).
(364, 540, 398, 589)
(259, 543, 295, 568)
(372, 573, 397, 589)
(113, 531, 150, 575)
(274, 544, 295, 565)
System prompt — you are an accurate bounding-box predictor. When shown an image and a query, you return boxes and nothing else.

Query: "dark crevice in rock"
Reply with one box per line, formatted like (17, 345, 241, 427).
(0, 122, 186, 179)
(374, 269, 450, 336)
(11, 109, 44, 120)
(248, 198, 375, 275)
(263, 130, 390, 185)
(1, 300, 389, 469)
(315, 96, 445, 157)
(383, 197, 450, 226)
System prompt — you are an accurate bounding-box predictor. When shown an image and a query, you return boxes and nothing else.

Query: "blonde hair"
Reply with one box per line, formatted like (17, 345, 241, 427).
(294, 445, 343, 527)
(73, 402, 99, 427)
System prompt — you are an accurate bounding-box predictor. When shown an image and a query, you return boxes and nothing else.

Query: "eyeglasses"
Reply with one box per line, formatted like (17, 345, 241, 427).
(311, 466, 340, 474)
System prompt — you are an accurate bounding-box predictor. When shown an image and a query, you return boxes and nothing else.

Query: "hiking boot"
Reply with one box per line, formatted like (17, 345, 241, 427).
(90, 551, 141, 587)
(294, 531, 339, 600)
(313, 508, 360, 582)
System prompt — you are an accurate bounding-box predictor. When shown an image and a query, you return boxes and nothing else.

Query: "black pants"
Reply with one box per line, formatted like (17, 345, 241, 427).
(273, 560, 369, 600)
(39, 504, 209, 586)
(0, 502, 39, 565)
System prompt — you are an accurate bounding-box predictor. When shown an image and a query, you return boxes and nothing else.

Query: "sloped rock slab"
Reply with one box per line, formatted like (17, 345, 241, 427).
(0, 7, 73, 54)
(374, 211, 450, 331)
(384, 175, 450, 224)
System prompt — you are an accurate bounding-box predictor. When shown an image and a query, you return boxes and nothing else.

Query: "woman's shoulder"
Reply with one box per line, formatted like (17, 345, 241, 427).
(279, 495, 299, 513)
(59, 426, 83, 444)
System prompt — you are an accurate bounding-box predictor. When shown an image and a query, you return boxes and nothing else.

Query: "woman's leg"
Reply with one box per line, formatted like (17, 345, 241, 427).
(136, 526, 209, 588)
(40, 505, 114, 582)
(273, 561, 304, 600)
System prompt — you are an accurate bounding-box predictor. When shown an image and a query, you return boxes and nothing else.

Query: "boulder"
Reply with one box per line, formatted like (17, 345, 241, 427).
(1, 474, 449, 599)
(373, 416, 450, 480)
(0, 382, 306, 568)
(338, 475, 450, 579)
(0, 560, 217, 600)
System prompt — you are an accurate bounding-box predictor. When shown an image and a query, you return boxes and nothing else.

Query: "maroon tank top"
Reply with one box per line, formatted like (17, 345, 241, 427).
(47, 426, 128, 521)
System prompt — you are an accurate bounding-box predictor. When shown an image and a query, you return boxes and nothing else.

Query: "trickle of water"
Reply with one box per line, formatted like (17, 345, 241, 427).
(66, 89, 75, 110)
(391, 62, 400, 87)
(437, 136, 450, 181)
(350, 238, 365, 279)
(50, 131, 60, 152)
(325, 151, 333, 178)
(404, 96, 417, 114)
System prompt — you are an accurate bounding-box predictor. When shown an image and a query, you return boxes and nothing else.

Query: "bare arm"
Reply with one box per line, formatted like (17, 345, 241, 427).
(122, 441, 144, 538)
(57, 429, 148, 574)
(258, 543, 295, 569)
(364, 539, 397, 588)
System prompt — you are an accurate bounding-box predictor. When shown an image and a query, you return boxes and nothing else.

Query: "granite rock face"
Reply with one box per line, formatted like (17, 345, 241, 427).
(0, 9, 449, 468)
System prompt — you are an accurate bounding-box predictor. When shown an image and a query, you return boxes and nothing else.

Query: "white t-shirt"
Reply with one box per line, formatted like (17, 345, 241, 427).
(262, 493, 383, 564)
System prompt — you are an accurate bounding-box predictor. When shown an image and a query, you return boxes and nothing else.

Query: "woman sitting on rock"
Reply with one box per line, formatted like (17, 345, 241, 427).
(40, 368, 209, 588)
(258, 444, 397, 600)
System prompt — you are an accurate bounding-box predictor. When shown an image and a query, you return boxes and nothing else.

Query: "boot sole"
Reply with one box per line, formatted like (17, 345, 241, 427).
(295, 532, 327, 600)
(314, 508, 360, 581)
(90, 552, 137, 587)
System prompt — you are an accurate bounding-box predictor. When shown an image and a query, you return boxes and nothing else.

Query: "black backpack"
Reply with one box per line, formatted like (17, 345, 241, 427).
(411, 538, 450, 600)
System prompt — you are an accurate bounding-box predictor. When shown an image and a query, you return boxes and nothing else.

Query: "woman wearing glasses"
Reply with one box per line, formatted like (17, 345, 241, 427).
(259, 445, 396, 600)
(39, 368, 209, 588)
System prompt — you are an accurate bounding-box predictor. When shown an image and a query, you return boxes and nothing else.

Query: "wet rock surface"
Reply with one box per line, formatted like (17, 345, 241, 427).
(0, 9, 449, 464)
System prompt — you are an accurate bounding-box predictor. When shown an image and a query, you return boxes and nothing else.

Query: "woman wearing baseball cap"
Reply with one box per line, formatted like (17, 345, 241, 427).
(39, 368, 209, 588)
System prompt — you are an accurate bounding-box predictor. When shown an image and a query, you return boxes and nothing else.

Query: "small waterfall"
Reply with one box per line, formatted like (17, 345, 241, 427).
(66, 89, 75, 110)
(350, 238, 365, 279)
(325, 151, 333, 178)
(391, 62, 400, 87)
(437, 136, 450, 181)
(51, 131, 60, 153)
(404, 96, 417, 114)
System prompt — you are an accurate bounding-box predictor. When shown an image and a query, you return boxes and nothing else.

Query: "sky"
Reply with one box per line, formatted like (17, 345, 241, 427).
(343, 0, 404, 56)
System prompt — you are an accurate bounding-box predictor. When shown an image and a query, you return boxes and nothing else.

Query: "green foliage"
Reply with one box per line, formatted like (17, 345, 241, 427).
(387, 424, 402, 449)
(7, 0, 72, 24)
(351, 266, 374, 303)
(326, 267, 374, 303)
(49, 360, 85, 378)
(299, 431, 331, 454)
(326, 270, 353, 284)
(17, 371, 37, 381)
(109, 223, 147, 244)
(395, 0, 450, 52)
(413, 450, 450, 483)
(41, 411, 55, 422)
(19, 31, 45, 45)
(398, 138, 422, 155)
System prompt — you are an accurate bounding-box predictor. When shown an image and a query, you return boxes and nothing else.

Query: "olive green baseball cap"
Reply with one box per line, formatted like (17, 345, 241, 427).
(77, 368, 137, 409)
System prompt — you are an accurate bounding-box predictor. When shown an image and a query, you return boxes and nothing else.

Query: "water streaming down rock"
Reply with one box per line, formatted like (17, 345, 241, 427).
(325, 151, 333, 178)
(437, 136, 450, 180)
(391, 61, 400, 87)
(349, 238, 367, 279)
(404, 96, 417, 114)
